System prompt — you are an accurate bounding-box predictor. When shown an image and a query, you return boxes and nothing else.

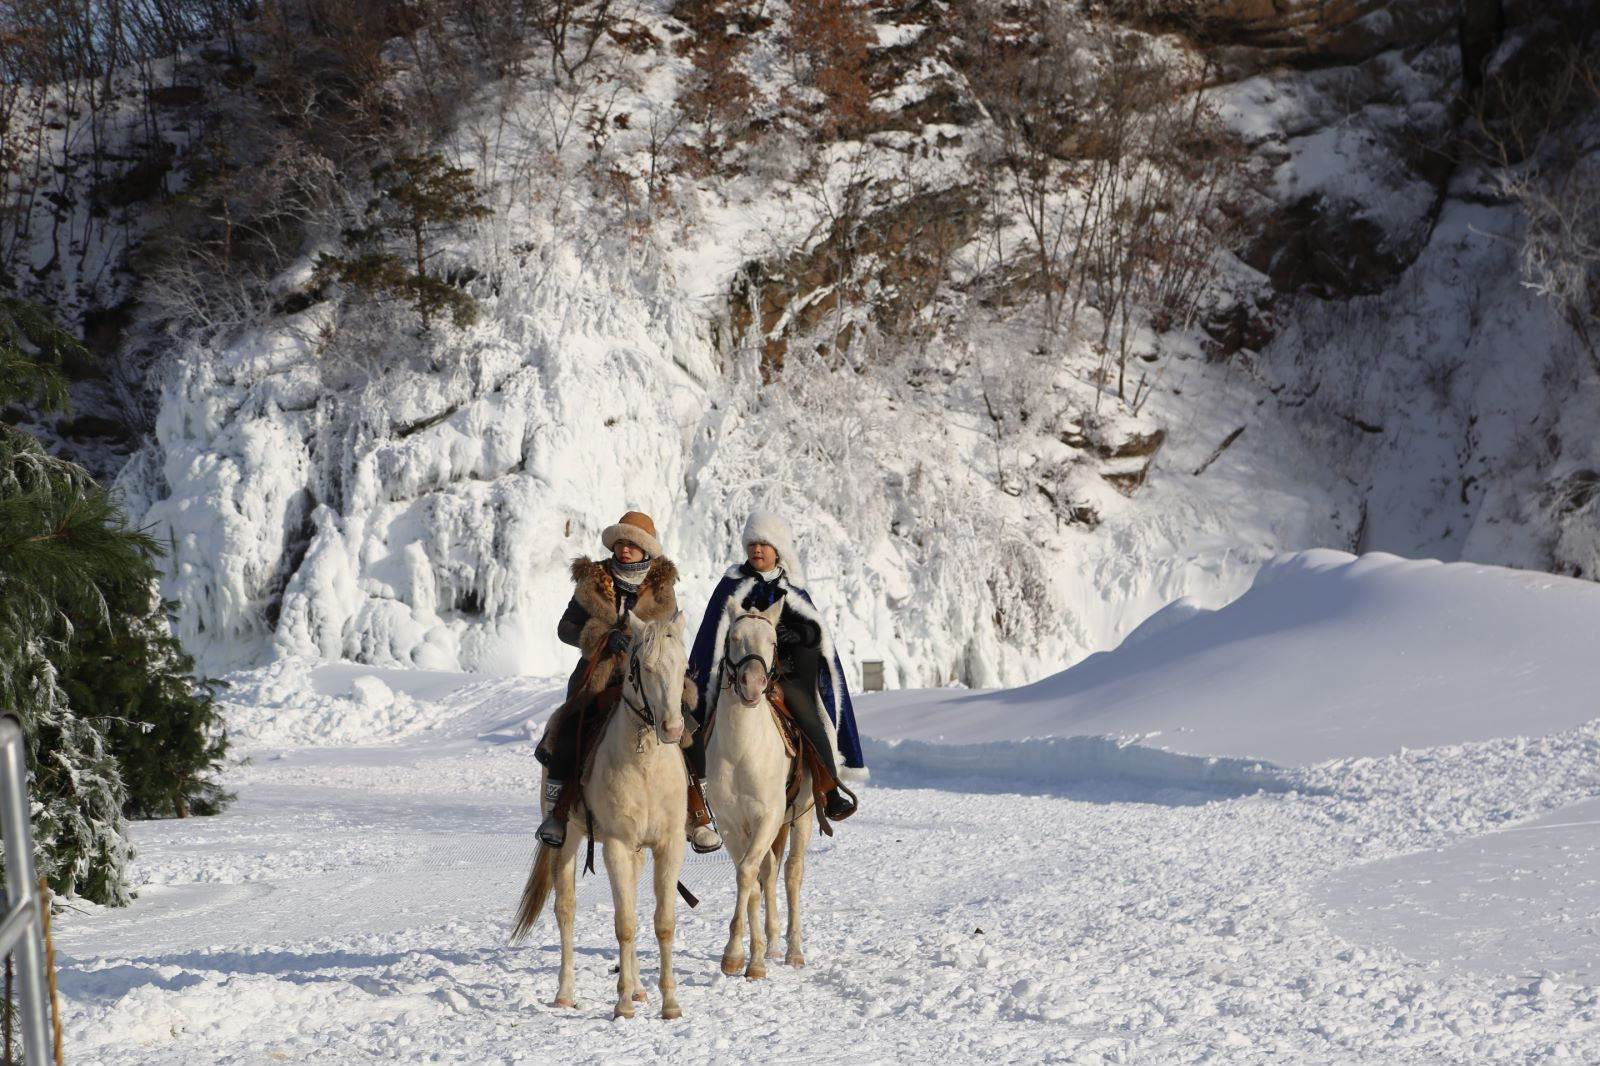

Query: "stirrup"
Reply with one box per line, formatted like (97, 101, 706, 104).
(689, 823, 722, 854)
(824, 788, 857, 821)
(537, 812, 567, 849)
(540, 778, 565, 816)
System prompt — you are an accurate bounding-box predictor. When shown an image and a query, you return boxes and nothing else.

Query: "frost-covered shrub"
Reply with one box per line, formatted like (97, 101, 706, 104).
(144, 131, 343, 336)
(1545, 469, 1600, 578)
(1505, 151, 1600, 351)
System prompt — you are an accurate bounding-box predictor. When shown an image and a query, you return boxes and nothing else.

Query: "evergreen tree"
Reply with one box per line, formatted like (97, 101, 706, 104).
(61, 578, 233, 821)
(0, 414, 143, 904)
(316, 153, 491, 330)
(0, 298, 75, 410)
(1, 298, 232, 903)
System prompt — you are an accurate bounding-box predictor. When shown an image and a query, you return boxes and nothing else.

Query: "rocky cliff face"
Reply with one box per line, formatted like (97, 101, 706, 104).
(1176, 0, 1459, 70)
(1207, 0, 1600, 577)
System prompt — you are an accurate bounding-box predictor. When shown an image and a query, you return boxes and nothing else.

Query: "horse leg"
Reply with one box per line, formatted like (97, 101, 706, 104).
(763, 824, 789, 960)
(553, 839, 581, 1008)
(603, 839, 642, 1018)
(745, 859, 769, 981)
(652, 839, 685, 1019)
(719, 822, 758, 976)
(784, 805, 814, 967)
(744, 813, 783, 980)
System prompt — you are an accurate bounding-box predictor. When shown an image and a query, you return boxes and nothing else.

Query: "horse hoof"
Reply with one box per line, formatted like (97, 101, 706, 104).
(721, 956, 745, 976)
(554, 997, 576, 1009)
(786, 953, 806, 968)
(661, 1005, 683, 1020)
(632, 990, 648, 1003)
(745, 966, 767, 981)
(613, 1005, 635, 1020)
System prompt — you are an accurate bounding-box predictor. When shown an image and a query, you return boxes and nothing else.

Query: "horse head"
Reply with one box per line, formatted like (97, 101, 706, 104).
(723, 599, 783, 707)
(624, 611, 687, 747)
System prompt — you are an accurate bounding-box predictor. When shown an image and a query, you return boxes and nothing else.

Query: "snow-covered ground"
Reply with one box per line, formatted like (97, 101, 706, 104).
(59, 552, 1600, 1064)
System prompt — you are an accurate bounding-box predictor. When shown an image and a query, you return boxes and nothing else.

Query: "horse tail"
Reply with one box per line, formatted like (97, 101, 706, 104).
(509, 843, 557, 945)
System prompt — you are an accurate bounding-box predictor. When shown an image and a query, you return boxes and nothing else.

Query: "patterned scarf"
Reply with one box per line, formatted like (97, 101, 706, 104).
(610, 556, 652, 594)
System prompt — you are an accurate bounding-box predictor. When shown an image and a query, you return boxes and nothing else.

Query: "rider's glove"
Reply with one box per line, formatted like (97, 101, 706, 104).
(776, 619, 818, 648)
(604, 629, 630, 656)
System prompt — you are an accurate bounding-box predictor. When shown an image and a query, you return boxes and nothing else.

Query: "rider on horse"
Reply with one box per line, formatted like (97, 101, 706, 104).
(536, 510, 721, 852)
(686, 510, 866, 822)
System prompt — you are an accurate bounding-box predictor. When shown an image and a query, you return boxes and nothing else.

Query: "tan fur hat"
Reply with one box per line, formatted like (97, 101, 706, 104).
(602, 510, 663, 558)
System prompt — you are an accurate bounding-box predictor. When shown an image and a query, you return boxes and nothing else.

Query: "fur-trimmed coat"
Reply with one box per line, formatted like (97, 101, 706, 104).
(687, 563, 865, 773)
(559, 556, 680, 700)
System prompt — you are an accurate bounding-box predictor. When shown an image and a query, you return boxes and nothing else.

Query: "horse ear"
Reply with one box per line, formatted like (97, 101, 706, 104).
(724, 598, 742, 621)
(624, 610, 641, 635)
(761, 600, 785, 625)
(671, 610, 686, 636)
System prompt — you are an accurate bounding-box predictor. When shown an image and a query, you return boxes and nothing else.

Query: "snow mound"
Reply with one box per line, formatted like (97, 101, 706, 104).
(858, 550, 1600, 784)
(218, 658, 478, 748)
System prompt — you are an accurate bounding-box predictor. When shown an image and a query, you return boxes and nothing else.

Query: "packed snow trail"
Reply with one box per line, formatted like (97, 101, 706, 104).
(60, 694, 1600, 1064)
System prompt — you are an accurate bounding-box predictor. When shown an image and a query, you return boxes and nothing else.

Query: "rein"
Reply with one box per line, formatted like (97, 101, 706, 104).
(620, 652, 658, 733)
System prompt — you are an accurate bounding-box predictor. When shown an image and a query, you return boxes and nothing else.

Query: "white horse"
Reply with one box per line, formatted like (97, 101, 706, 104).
(706, 599, 816, 979)
(510, 612, 690, 1019)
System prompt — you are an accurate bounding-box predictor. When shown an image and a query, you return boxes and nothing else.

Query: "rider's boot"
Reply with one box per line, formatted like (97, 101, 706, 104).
(824, 786, 857, 821)
(536, 779, 568, 848)
(779, 666, 859, 824)
(686, 775, 722, 854)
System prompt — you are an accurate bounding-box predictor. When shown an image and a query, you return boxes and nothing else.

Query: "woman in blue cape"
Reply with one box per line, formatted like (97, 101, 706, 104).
(687, 510, 865, 821)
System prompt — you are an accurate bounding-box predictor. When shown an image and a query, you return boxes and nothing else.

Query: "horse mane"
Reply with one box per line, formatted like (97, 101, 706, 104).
(630, 614, 683, 667)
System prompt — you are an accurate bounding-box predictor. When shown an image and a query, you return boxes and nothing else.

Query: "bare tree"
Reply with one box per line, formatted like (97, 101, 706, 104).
(961, 5, 1246, 402)
(1468, 34, 1600, 367)
(530, 0, 619, 82)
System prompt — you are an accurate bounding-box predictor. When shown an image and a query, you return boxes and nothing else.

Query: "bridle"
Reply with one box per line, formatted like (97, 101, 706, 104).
(620, 650, 659, 733)
(615, 611, 686, 742)
(722, 612, 779, 706)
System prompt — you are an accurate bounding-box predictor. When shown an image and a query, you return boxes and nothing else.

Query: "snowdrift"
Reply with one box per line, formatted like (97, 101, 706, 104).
(858, 550, 1600, 788)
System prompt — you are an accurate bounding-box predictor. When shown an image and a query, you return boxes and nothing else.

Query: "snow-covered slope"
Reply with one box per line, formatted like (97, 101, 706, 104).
(104, 8, 1367, 688)
(56, 551, 1600, 1063)
(8, 1, 1591, 698)
(858, 548, 1600, 771)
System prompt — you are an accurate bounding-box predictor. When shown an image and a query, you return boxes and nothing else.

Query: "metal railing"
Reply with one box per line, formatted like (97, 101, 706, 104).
(0, 714, 59, 1065)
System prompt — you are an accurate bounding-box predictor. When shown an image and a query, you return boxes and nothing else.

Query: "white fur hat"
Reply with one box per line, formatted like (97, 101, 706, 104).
(742, 510, 800, 579)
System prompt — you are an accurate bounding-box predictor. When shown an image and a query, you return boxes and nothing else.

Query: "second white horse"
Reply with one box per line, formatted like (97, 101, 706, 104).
(706, 599, 816, 978)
